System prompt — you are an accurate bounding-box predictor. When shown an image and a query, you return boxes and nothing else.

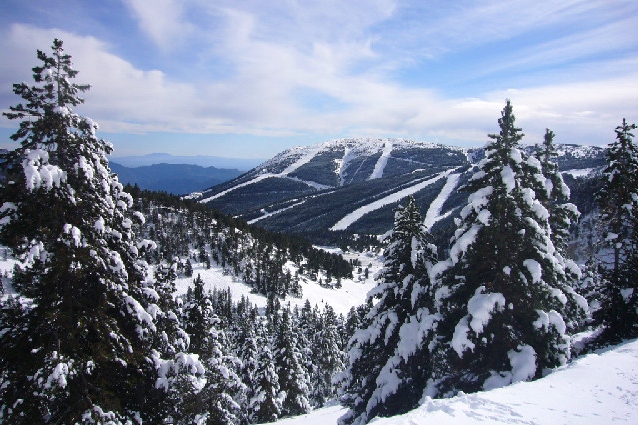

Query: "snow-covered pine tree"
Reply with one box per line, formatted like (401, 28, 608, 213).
(534, 129, 587, 332)
(179, 274, 244, 424)
(593, 118, 638, 344)
(143, 261, 202, 424)
(310, 304, 344, 407)
(237, 314, 260, 423)
(0, 39, 203, 424)
(197, 318, 244, 425)
(336, 196, 437, 425)
(535, 129, 580, 253)
(250, 320, 283, 423)
(431, 100, 585, 396)
(273, 306, 311, 417)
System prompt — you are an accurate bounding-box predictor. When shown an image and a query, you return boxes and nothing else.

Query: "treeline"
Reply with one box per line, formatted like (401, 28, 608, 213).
(125, 185, 353, 297)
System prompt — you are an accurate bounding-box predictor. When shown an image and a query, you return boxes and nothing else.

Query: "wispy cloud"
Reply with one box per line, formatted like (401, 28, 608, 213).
(122, 0, 194, 50)
(1, 0, 637, 157)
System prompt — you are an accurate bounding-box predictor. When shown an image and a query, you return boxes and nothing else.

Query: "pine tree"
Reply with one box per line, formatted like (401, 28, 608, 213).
(198, 321, 244, 425)
(312, 305, 344, 407)
(534, 129, 587, 332)
(336, 196, 437, 425)
(180, 275, 244, 424)
(432, 100, 585, 396)
(535, 129, 580, 253)
(237, 317, 260, 423)
(273, 307, 310, 417)
(593, 118, 638, 343)
(0, 39, 201, 423)
(251, 320, 282, 423)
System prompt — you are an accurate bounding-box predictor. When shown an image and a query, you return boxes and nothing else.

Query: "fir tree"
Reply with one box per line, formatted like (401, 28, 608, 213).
(312, 305, 345, 407)
(273, 307, 310, 417)
(337, 196, 438, 425)
(0, 39, 202, 424)
(535, 129, 580, 254)
(431, 100, 586, 396)
(534, 129, 587, 332)
(180, 276, 244, 424)
(593, 119, 638, 343)
(251, 320, 282, 423)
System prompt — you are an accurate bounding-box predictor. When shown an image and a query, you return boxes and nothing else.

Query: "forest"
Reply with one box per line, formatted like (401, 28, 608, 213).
(0, 40, 637, 425)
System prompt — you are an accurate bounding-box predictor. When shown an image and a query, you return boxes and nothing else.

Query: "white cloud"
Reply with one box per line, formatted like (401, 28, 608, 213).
(121, 0, 194, 50)
(2, 0, 637, 157)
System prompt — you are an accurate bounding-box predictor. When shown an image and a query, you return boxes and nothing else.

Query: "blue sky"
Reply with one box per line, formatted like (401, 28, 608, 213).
(1, 0, 637, 160)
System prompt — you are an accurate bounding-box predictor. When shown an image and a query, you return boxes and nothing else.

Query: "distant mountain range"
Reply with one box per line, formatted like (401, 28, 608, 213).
(110, 162, 244, 195)
(189, 138, 606, 247)
(109, 153, 265, 170)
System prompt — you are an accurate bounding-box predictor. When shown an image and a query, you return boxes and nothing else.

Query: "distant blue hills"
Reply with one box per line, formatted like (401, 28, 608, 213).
(109, 153, 265, 170)
(110, 162, 244, 195)
(108, 153, 266, 195)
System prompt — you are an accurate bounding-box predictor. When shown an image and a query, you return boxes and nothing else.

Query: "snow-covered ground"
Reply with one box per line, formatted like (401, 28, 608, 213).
(279, 338, 638, 425)
(173, 252, 379, 315)
(0, 247, 382, 316)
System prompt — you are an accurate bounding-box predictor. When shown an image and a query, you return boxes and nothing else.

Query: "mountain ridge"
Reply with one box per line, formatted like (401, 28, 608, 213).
(190, 138, 606, 246)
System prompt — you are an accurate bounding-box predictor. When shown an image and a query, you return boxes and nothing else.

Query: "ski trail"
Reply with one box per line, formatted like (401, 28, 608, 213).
(199, 174, 270, 203)
(369, 140, 393, 180)
(199, 147, 323, 203)
(423, 173, 461, 230)
(330, 168, 456, 231)
(248, 200, 307, 224)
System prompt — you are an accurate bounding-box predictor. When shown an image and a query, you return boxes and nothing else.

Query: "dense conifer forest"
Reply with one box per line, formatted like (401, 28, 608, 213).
(1, 39, 637, 425)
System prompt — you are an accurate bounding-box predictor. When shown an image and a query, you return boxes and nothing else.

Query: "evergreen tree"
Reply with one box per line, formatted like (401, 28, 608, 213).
(251, 320, 282, 423)
(237, 317, 260, 424)
(535, 129, 580, 253)
(197, 320, 244, 425)
(593, 119, 638, 343)
(432, 100, 585, 396)
(534, 129, 587, 331)
(337, 196, 437, 425)
(0, 39, 201, 424)
(273, 307, 310, 417)
(312, 305, 344, 407)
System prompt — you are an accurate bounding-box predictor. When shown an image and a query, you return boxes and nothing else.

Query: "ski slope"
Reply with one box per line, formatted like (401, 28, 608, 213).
(278, 338, 638, 425)
(330, 168, 458, 231)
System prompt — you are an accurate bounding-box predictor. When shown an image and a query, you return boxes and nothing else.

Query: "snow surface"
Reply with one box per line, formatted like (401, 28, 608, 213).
(170, 250, 380, 316)
(423, 173, 461, 230)
(277, 338, 638, 425)
(368, 140, 393, 180)
(561, 168, 596, 178)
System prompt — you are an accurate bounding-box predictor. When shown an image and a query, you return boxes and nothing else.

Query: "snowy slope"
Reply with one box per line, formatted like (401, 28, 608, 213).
(278, 338, 638, 425)
(0, 250, 381, 317)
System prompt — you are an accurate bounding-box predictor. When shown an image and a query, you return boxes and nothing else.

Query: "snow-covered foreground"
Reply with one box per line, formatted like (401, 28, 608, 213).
(278, 339, 638, 425)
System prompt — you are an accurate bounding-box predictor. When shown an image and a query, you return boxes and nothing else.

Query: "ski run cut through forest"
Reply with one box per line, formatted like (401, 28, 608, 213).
(2, 39, 638, 425)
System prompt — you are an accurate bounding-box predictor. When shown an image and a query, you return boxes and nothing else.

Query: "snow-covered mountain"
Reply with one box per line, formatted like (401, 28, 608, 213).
(190, 138, 605, 246)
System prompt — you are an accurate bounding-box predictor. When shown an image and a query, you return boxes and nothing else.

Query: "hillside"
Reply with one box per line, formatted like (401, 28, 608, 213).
(191, 138, 606, 245)
(277, 338, 638, 425)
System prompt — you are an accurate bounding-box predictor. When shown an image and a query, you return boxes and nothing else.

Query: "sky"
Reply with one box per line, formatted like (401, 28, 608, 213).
(1, 0, 637, 160)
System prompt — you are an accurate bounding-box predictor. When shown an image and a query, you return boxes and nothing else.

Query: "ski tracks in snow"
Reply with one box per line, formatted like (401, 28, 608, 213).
(423, 173, 461, 230)
(331, 168, 459, 231)
(369, 140, 393, 180)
